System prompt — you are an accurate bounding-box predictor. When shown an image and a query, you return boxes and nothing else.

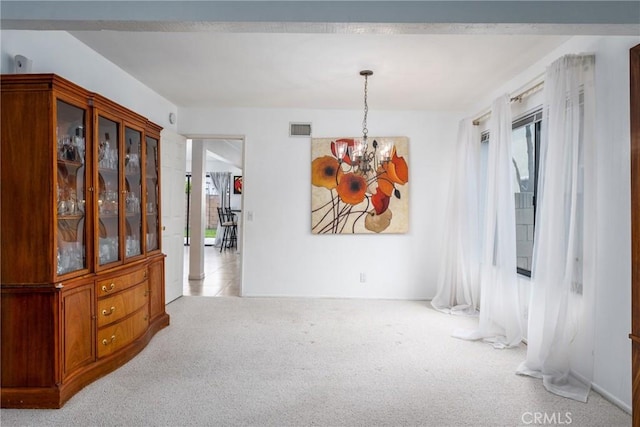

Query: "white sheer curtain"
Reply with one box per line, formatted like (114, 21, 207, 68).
(453, 95, 523, 348)
(209, 172, 231, 248)
(431, 119, 481, 315)
(516, 54, 596, 402)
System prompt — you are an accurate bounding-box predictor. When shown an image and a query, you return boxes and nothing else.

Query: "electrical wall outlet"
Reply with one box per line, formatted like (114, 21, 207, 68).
(359, 272, 366, 283)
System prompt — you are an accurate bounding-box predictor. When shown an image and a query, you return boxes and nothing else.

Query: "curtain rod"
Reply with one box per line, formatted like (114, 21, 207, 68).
(472, 76, 545, 126)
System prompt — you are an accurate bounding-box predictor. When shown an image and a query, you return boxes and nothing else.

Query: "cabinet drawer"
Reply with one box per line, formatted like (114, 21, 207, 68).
(97, 282, 148, 328)
(97, 306, 149, 358)
(96, 268, 147, 297)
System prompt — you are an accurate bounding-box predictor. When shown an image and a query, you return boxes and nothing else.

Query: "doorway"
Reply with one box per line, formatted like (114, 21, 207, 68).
(183, 137, 244, 297)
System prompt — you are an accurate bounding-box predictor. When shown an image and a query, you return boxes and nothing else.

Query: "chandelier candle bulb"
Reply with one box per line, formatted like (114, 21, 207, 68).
(378, 139, 393, 163)
(336, 140, 348, 162)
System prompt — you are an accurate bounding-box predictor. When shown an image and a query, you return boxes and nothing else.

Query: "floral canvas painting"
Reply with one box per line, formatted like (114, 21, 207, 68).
(311, 136, 409, 234)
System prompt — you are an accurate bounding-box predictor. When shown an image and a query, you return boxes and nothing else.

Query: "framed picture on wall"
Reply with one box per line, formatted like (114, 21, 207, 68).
(233, 175, 243, 194)
(311, 136, 409, 234)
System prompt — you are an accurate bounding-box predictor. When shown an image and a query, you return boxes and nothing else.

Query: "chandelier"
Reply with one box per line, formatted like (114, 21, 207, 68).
(334, 70, 394, 176)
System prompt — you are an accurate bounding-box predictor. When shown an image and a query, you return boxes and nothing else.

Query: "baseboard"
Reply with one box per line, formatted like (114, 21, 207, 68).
(591, 382, 632, 415)
(567, 369, 631, 415)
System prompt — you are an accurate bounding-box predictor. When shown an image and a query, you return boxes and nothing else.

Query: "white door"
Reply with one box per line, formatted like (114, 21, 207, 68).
(161, 129, 186, 303)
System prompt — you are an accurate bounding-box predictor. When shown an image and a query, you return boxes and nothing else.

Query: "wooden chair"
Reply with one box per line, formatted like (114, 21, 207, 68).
(224, 207, 238, 249)
(216, 207, 236, 252)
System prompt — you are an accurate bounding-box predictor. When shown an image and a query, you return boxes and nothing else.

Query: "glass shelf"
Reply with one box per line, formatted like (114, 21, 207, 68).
(58, 214, 85, 220)
(57, 158, 83, 168)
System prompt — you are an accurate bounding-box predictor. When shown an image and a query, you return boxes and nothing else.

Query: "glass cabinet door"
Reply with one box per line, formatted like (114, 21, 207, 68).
(124, 127, 143, 258)
(145, 136, 160, 252)
(97, 116, 121, 266)
(56, 100, 88, 276)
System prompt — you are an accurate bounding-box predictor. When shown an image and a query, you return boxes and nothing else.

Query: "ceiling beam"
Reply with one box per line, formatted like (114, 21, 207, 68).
(2, 1, 639, 35)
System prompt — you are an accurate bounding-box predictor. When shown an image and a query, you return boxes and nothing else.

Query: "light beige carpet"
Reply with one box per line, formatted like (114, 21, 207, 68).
(1, 296, 631, 426)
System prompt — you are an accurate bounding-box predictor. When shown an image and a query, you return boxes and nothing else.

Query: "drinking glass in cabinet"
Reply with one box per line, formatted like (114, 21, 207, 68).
(99, 236, 118, 264)
(57, 242, 84, 275)
(98, 190, 119, 215)
(126, 192, 140, 213)
(126, 235, 141, 257)
(146, 232, 157, 251)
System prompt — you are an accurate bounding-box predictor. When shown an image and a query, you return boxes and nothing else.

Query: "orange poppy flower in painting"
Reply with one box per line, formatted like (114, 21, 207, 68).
(312, 156, 343, 190)
(383, 148, 409, 185)
(375, 166, 394, 197)
(371, 187, 390, 215)
(337, 173, 367, 205)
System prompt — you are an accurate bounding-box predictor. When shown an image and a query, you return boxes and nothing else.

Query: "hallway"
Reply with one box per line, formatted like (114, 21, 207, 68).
(183, 245, 240, 297)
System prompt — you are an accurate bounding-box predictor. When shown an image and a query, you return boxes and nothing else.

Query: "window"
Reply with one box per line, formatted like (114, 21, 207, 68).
(480, 108, 542, 277)
(511, 109, 541, 276)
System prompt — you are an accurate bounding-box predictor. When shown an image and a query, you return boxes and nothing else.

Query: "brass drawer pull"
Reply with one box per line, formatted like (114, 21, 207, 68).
(102, 335, 116, 346)
(102, 306, 116, 316)
(102, 283, 115, 293)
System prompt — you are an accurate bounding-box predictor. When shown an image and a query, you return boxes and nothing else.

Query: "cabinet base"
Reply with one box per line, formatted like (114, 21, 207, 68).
(1, 313, 169, 409)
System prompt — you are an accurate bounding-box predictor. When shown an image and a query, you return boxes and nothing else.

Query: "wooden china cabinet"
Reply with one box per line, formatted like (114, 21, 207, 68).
(0, 74, 169, 408)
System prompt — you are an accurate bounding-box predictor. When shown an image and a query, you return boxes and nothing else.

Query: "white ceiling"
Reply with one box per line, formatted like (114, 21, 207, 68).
(70, 31, 571, 111)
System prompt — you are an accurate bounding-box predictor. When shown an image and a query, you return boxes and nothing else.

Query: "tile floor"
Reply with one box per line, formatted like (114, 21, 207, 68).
(183, 244, 240, 297)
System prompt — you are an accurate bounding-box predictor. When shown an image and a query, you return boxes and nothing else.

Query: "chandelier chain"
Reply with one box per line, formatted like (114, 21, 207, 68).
(362, 73, 369, 140)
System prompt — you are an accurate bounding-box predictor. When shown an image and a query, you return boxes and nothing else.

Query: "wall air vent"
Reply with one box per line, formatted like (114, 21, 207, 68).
(289, 122, 312, 137)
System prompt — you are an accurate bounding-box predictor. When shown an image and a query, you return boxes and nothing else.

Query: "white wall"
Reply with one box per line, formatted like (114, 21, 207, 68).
(467, 35, 638, 411)
(180, 107, 459, 299)
(589, 36, 636, 412)
(1, 30, 178, 131)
